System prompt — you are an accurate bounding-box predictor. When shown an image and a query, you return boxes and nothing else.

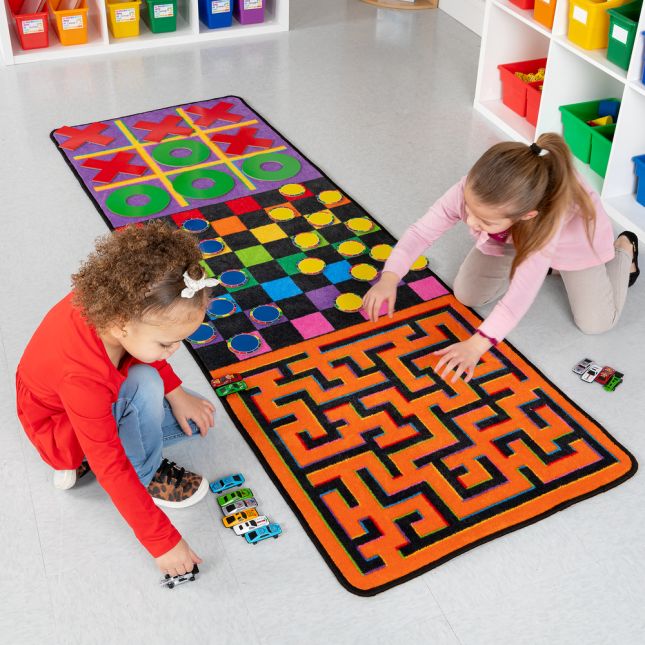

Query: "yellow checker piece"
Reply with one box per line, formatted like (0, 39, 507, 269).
(293, 231, 321, 250)
(370, 244, 393, 262)
(298, 257, 326, 275)
(279, 183, 306, 198)
(338, 240, 366, 258)
(346, 217, 374, 234)
(306, 210, 335, 228)
(268, 206, 296, 222)
(411, 256, 429, 271)
(335, 293, 364, 313)
(318, 190, 344, 206)
(350, 263, 378, 282)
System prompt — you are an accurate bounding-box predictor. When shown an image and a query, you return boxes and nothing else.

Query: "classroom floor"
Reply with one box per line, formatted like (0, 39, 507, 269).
(1, 2, 644, 644)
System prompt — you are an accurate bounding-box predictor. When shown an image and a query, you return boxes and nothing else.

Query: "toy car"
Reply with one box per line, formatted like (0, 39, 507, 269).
(211, 374, 243, 389)
(595, 366, 616, 385)
(603, 373, 624, 392)
(233, 515, 270, 536)
(572, 358, 593, 375)
(221, 498, 258, 516)
(209, 473, 245, 494)
(216, 381, 248, 397)
(581, 363, 602, 383)
(217, 488, 254, 506)
(222, 508, 259, 528)
(160, 564, 199, 589)
(245, 523, 282, 545)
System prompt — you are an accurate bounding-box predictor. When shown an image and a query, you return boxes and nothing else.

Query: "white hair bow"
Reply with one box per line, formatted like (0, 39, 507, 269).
(181, 271, 219, 298)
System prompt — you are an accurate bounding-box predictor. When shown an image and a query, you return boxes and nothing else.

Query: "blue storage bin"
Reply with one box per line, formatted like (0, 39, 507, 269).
(642, 32, 645, 84)
(634, 155, 645, 207)
(199, 0, 232, 28)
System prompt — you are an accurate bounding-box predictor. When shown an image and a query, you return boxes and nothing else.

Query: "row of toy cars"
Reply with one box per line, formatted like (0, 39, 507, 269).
(573, 358, 624, 391)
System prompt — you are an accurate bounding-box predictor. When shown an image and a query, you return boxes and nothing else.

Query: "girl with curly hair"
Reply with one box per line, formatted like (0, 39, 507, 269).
(16, 221, 218, 578)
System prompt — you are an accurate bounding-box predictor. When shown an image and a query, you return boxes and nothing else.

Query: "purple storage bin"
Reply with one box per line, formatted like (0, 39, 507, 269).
(234, 0, 264, 24)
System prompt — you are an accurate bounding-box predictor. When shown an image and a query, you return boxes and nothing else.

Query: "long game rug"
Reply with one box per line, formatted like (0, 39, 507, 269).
(51, 97, 637, 596)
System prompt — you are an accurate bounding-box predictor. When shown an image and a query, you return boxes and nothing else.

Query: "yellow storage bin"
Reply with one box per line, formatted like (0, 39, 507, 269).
(568, 0, 630, 50)
(50, 0, 88, 46)
(107, 0, 141, 38)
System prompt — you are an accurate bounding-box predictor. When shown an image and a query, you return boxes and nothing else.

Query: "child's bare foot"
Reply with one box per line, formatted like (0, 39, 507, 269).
(615, 231, 640, 286)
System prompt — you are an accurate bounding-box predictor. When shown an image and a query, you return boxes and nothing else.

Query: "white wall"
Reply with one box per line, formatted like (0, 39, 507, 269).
(440, 0, 485, 36)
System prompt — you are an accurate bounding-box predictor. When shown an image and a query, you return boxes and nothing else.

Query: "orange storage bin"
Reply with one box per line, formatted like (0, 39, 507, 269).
(568, 0, 630, 50)
(49, 0, 89, 45)
(534, 0, 557, 30)
(9, 0, 50, 50)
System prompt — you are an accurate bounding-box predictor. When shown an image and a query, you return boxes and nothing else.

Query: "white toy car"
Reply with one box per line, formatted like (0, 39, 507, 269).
(221, 497, 258, 516)
(572, 358, 593, 375)
(581, 363, 602, 383)
(233, 515, 270, 536)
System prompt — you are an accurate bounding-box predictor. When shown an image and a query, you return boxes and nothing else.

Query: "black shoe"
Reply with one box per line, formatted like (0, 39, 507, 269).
(617, 231, 640, 287)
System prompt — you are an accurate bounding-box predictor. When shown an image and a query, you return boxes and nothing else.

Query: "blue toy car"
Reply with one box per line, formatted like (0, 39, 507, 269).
(245, 523, 282, 545)
(209, 473, 245, 494)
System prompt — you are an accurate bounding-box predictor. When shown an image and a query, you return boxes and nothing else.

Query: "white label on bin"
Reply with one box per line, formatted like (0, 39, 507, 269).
(154, 3, 174, 17)
(22, 18, 45, 34)
(572, 6, 587, 24)
(244, 0, 262, 9)
(611, 24, 629, 45)
(115, 7, 136, 21)
(539, 0, 551, 4)
(62, 14, 83, 29)
(211, 0, 230, 13)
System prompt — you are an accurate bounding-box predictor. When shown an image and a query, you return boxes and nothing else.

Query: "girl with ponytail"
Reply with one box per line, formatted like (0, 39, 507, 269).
(363, 132, 639, 382)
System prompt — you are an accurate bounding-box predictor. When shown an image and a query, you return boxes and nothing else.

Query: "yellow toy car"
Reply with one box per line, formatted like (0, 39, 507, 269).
(222, 508, 259, 528)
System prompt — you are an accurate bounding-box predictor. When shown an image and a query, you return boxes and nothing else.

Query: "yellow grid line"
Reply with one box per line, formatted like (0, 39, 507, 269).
(176, 107, 256, 192)
(93, 145, 288, 193)
(114, 120, 188, 208)
(73, 120, 259, 160)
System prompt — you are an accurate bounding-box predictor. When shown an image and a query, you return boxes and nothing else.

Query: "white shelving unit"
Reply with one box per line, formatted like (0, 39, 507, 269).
(0, 0, 289, 65)
(475, 0, 645, 240)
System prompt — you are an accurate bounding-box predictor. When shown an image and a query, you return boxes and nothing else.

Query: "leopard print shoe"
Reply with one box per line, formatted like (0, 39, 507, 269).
(147, 458, 209, 509)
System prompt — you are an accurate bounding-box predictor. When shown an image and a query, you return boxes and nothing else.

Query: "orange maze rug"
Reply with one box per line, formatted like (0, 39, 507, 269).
(52, 97, 637, 596)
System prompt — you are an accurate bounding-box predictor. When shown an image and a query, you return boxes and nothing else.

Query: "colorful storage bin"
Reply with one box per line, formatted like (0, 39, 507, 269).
(143, 0, 176, 32)
(498, 58, 547, 119)
(510, 0, 534, 8)
(534, 0, 557, 30)
(633, 155, 645, 207)
(559, 98, 620, 163)
(199, 0, 233, 28)
(10, 0, 49, 50)
(607, 1, 642, 70)
(233, 0, 264, 25)
(568, 0, 630, 50)
(107, 0, 141, 38)
(526, 82, 543, 127)
(589, 124, 615, 177)
(50, 0, 88, 46)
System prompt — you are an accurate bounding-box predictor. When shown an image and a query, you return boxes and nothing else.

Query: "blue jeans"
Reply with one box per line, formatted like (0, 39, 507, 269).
(112, 365, 200, 487)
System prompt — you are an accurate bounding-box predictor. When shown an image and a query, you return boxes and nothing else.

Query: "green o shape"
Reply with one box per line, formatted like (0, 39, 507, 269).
(151, 139, 210, 168)
(241, 152, 301, 181)
(172, 169, 235, 199)
(106, 184, 171, 218)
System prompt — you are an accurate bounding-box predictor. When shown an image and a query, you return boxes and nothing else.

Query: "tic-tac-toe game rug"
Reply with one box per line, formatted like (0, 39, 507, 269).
(52, 97, 637, 596)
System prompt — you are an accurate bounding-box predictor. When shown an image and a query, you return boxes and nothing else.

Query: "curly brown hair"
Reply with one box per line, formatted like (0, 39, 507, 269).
(72, 221, 210, 331)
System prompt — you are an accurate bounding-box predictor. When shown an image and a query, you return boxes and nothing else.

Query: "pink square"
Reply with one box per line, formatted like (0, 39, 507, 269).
(291, 312, 335, 340)
(408, 276, 449, 301)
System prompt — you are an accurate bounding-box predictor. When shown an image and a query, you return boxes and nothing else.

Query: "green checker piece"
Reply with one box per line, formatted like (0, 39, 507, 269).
(277, 252, 308, 276)
(241, 152, 302, 182)
(106, 184, 171, 218)
(216, 381, 248, 397)
(235, 245, 273, 268)
(217, 487, 254, 506)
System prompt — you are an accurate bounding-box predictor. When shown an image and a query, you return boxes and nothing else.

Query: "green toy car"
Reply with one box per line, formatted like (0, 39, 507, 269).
(216, 381, 247, 397)
(217, 487, 254, 506)
(603, 373, 623, 392)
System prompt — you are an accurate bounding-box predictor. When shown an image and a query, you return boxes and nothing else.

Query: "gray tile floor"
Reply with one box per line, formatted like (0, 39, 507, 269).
(1, 2, 643, 644)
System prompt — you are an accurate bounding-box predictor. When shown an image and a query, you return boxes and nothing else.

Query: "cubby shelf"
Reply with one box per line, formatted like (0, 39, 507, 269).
(0, 0, 289, 65)
(475, 0, 645, 241)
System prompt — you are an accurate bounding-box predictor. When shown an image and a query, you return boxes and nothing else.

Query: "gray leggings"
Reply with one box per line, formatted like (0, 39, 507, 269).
(453, 244, 632, 335)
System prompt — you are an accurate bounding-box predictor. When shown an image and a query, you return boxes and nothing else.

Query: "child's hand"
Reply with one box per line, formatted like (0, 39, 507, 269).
(156, 538, 202, 577)
(166, 387, 215, 437)
(432, 333, 491, 383)
(362, 271, 400, 322)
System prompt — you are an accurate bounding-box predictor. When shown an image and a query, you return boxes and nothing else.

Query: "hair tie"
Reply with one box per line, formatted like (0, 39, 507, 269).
(181, 271, 219, 298)
(529, 142, 547, 156)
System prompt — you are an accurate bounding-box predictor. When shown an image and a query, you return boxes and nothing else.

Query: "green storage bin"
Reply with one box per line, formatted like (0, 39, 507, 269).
(143, 0, 176, 32)
(589, 124, 616, 177)
(559, 99, 620, 162)
(607, 1, 642, 70)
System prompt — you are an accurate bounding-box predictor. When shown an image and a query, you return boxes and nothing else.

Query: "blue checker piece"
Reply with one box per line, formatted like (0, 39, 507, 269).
(262, 276, 302, 301)
(323, 260, 352, 284)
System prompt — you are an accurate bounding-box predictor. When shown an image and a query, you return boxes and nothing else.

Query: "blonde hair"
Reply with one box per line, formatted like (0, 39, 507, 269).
(466, 132, 596, 277)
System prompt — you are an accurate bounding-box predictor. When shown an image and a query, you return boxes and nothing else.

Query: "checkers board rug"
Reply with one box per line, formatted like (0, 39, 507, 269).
(52, 97, 637, 596)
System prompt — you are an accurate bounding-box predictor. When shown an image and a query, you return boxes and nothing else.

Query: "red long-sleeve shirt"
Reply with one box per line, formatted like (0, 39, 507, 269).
(16, 292, 182, 558)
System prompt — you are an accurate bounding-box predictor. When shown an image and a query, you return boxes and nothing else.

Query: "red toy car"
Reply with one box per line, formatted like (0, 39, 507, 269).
(595, 366, 616, 386)
(210, 374, 243, 389)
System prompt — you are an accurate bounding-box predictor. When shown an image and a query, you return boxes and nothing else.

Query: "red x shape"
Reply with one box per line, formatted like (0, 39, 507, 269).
(133, 115, 193, 143)
(56, 123, 114, 151)
(185, 101, 243, 128)
(81, 151, 148, 184)
(210, 126, 273, 156)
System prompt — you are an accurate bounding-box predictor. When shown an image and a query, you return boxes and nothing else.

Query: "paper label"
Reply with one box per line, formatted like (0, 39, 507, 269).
(115, 7, 136, 22)
(611, 24, 629, 45)
(21, 18, 45, 34)
(62, 14, 83, 29)
(539, 0, 551, 4)
(211, 0, 230, 13)
(154, 3, 174, 17)
(244, 0, 262, 9)
(572, 6, 587, 24)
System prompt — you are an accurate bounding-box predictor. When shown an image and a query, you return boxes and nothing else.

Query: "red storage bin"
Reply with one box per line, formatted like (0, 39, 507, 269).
(526, 82, 543, 126)
(509, 0, 535, 9)
(9, 0, 50, 50)
(498, 58, 547, 118)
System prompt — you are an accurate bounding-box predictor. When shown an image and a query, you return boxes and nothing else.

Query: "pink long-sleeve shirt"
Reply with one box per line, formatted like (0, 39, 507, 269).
(383, 177, 615, 341)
